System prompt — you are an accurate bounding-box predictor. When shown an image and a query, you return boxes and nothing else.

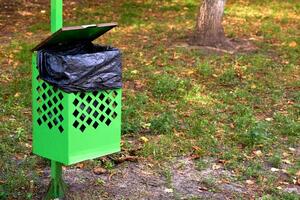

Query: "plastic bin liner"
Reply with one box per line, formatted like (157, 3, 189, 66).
(37, 42, 122, 93)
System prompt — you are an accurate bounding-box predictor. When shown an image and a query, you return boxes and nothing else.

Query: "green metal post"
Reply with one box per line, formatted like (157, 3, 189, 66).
(45, 1, 67, 199)
(51, 0, 63, 33)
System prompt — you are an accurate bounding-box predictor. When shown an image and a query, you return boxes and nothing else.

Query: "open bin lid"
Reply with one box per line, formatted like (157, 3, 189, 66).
(32, 22, 118, 51)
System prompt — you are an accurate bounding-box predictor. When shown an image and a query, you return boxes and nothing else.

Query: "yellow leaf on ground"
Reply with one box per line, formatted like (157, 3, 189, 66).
(289, 41, 297, 48)
(253, 150, 263, 157)
(140, 136, 149, 143)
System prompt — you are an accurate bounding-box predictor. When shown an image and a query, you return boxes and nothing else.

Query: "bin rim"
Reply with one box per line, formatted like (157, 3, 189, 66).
(32, 22, 118, 52)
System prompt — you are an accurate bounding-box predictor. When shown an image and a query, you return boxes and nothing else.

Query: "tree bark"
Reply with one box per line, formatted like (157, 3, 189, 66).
(191, 0, 230, 47)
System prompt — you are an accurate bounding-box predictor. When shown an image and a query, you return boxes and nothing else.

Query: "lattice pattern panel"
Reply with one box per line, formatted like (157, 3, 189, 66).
(35, 77, 65, 133)
(72, 90, 119, 133)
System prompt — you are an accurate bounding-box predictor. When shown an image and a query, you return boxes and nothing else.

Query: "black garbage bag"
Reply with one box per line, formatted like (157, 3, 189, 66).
(37, 42, 122, 93)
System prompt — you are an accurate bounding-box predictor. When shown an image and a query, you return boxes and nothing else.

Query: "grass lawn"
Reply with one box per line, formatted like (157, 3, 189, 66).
(0, 0, 299, 199)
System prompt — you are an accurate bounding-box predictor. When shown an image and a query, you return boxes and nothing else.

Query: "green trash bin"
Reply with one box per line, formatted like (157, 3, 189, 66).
(31, 23, 122, 165)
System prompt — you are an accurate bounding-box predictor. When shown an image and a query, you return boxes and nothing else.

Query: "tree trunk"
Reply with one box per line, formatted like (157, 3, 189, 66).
(191, 0, 229, 47)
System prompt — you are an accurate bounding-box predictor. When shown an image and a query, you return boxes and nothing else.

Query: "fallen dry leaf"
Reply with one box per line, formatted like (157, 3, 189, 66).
(289, 41, 297, 48)
(246, 180, 255, 185)
(288, 147, 296, 152)
(253, 150, 263, 157)
(14, 92, 21, 97)
(282, 159, 292, 164)
(212, 164, 222, 170)
(140, 136, 149, 143)
(76, 163, 84, 169)
(93, 167, 107, 175)
(189, 154, 201, 160)
(192, 146, 201, 151)
(199, 186, 208, 191)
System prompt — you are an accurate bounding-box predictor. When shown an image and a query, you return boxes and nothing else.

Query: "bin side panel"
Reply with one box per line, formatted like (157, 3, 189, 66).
(67, 89, 122, 164)
(32, 53, 69, 164)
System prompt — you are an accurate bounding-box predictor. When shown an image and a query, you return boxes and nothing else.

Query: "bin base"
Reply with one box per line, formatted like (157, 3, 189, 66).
(44, 161, 67, 200)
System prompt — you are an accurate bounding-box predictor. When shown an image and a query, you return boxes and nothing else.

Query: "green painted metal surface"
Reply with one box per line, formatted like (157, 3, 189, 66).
(33, 0, 121, 167)
(45, 161, 67, 200)
(32, 55, 122, 165)
(51, 0, 63, 33)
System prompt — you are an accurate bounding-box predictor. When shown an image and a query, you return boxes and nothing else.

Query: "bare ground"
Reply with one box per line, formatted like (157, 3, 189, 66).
(35, 157, 300, 199)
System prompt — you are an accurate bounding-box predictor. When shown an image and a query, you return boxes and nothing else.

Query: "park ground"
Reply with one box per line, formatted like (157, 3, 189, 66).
(0, 0, 299, 199)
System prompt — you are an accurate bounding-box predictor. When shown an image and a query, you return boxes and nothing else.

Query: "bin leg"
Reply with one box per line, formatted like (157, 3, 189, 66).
(45, 161, 67, 199)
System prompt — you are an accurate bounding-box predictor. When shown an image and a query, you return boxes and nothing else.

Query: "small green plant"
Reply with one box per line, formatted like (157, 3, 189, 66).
(236, 122, 270, 147)
(162, 168, 173, 188)
(151, 74, 190, 100)
(196, 60, 213, 77)
(244, 161, 263, 178)
(268, 154, 282, 168)
(273, 113, 300, 137)
(196, 159, 209, 171)
(150, 112, 177, 134)
(218, 67, 239, 85)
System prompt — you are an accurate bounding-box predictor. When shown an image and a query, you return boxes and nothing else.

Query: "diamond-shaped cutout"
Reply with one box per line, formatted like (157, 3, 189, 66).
(93, 121, 99, 129)
(112, 102, 118, 108)
(99, 104, 105, 111)
(53, 118, 58, 125)
(73, 99, 79, 106)
(42, 82, 47, 89)
(79, 93, 85, 99)
(37, 118, 42, 125)
(93, 111, 99, 118)
(73, 110, 79, 117)
(53, 96, 58, 104)
(73, 120, 79, 128)
(47, 89, 53, 97)
(47, 111, 53, 118)
(99, 115, 105, 122)
(112, 112, 117, 119)
(42, 93, 47, 100)
(105, 108, 112, 115)
(105, 98, 111, 105)
(58, 115, 64, 122)
(47, 122, 53, 129)
(58, 125, 64, 133)
(42, 104, 47, 111)
(80, 103, 86, 110)
(80, 114, 86, 121)
(112, 91, 118, 98)
(92, 100, 99, 107)
(42, 114, 47, 122)
(86, 118, 92, 125)
(86, 107, 92, 114)
(53, 107, 58, 114)
(99, 93, 105, 100)
(58, 104, 63, 111)
(36, 86, 41, 93)
(105, 118, 112, 126)
(58, 92, 63, 100)
(86, 96, 92, 103)
(92, 91, 98, 96)
(80, 124, 86, 132)
(47, 100, 53, 107)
